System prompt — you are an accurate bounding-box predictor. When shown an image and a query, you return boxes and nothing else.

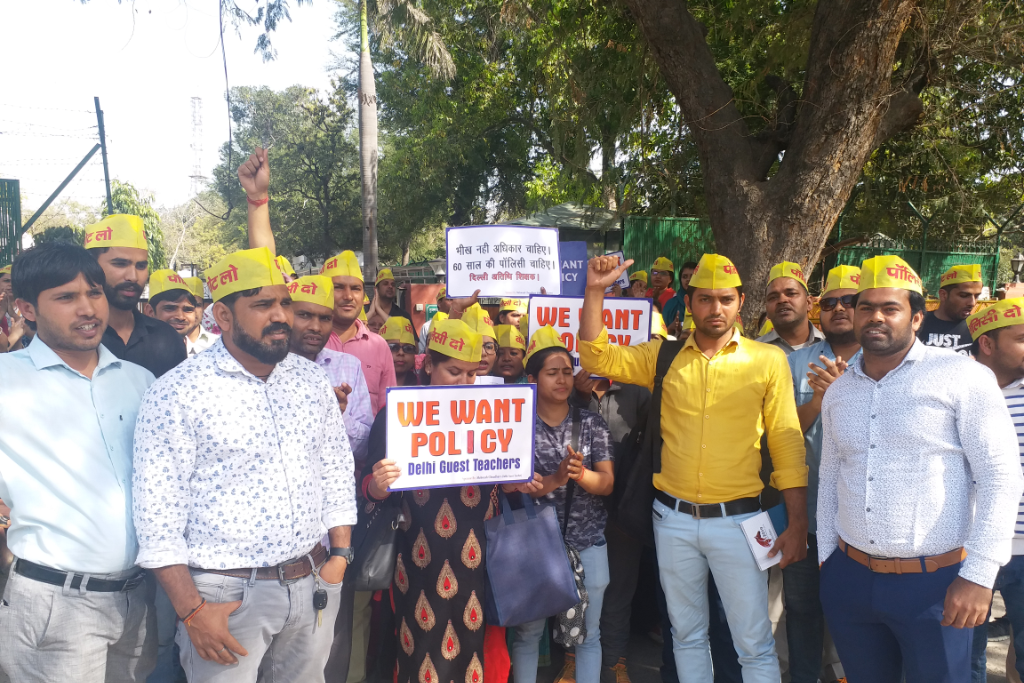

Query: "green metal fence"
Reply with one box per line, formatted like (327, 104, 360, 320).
(0, 180, 21, 266)
(622, 216, 715, 275)
(832, 236, 999, 295)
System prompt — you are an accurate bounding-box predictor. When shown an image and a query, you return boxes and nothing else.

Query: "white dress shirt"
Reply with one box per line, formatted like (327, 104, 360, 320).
(818, 340, 1024, 587)
(0, 338, 154, 573)
(186, 328, 219, 356)
(315, 347, 373, 466)
(133, 339, 357, 570)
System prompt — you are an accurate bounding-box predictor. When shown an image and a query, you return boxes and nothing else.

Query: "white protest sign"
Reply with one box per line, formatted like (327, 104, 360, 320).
(527, 295, 652, 372)
(445, 226, 561, 297)
(384, 384, 536, 491)
(604, 251, 630, 293)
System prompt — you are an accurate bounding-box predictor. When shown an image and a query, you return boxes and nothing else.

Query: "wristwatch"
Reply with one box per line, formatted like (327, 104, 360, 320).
(330, 547, 355, 563)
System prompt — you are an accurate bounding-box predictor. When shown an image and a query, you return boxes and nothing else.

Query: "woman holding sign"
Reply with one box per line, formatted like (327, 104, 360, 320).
(509, 326, 614, 683)
(363, 316, 531, 683)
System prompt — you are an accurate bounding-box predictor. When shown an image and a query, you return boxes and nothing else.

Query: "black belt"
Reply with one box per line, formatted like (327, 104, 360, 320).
(15, 559, 147, 593)
(654, 490, 761, 519)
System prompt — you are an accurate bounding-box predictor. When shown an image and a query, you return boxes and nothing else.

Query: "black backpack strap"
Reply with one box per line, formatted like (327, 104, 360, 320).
(643, 340, 686, 473)
(562, 406, 582, 538)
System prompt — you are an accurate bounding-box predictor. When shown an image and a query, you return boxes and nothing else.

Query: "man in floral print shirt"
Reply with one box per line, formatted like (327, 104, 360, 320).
(132, 247, 357, 683)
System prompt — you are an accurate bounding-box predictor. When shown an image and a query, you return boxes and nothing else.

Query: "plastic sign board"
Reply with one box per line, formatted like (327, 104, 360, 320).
(604, 251, 630, 293)
(445, 226, 561, 297)
(384, 384, 537, 491)
(527, 295, 652, 372)
(560, 241, 587, 296)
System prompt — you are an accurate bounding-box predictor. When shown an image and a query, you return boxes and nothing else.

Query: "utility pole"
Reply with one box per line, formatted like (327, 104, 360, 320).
(94, 96, 113, 214)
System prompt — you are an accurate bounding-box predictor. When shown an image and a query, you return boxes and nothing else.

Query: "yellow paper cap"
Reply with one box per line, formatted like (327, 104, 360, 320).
(461, 304, 496, 340)
(376, 268, 395, 285)
(682, 312, 695, 330)
(276, 255, 296, 277)
(0, 265, 12, 275)
(968, 298, 1024, 340)
(525, 325, 568, 362)
(519, 313, 530, 340)
(823, 265, 861, 295)
(499, 298, 527, 313)
(84, 214, 147, 251)
(689, 254, 742, 290)
(321, 250, 363, 281)
(436, 286, 447, 301)
(205, 247, 286, 302)
(940, 264, 983, 288)
(431, 310, 449, 323)
(183, 276, 205, 299)
(363, 293, 370, 304)
(428, 318, 483, 362)
(287, 275, 334, 310)
(857, 255, 922, 294)
(652, 257, 674, 273)
(758, 319, 774, 337)
(358, 307, 367, 322)
(380, 316, 416, 345)
(496, 324, 526, 350)
(768, 262, 808, 290)
(650, 312, 668, 339)
(148, 269, 191, 299)
(629, 270, 648, 285)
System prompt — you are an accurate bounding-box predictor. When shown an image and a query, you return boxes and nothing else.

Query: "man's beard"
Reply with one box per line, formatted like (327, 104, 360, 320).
(824, 326, 857, 347)
(858, 321, 915, 356)
(105, 282, 143, 311)
(232, 322, 291, 365)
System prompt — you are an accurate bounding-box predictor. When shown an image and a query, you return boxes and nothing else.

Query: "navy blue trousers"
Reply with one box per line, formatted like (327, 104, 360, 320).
(820, 547, 973, 683)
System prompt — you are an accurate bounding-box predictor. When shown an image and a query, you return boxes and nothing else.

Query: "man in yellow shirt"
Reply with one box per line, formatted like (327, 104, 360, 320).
(578, 253, 808, 683)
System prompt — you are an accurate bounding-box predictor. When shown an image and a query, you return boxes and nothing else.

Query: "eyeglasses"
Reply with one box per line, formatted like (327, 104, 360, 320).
(388, 343, 417, 355)
(819, 295, 855, 312)
(482, 342, 498, 354)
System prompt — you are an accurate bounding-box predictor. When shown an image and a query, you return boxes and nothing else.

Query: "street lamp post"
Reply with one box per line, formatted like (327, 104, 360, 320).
(1013, 252, 1024, 284)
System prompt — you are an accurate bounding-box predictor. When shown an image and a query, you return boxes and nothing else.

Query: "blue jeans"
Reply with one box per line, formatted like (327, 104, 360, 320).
(971, 554, 1024, 682)
(782, 534, 824, 683)
(821, 546, 971, 683)
(652, 499, 779, 683)
(512, 540, 610, 683)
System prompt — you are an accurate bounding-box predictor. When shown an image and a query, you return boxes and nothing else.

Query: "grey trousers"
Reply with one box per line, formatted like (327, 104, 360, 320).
(0, 563, 157, 683)
(178, 570, 342, 683)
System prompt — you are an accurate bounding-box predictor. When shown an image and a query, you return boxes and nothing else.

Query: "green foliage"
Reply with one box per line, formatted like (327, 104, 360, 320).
(105, 180, 167, 269)
(210, 83, 361, 263)
(32, 225, 85, 247)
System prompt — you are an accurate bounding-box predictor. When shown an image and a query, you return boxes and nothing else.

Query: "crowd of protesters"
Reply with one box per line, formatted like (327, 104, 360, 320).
(0, 146, 1021, 683)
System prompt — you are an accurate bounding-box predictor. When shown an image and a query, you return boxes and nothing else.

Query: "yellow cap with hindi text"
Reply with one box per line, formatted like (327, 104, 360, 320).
(519, 313, 530, 340)
(428, 318, 483, 363)
(206, 247, 286, 302)
(287, 275, 334, 310)
(940, 264, 983, 288)
(321, 250, 363, 281)
(823, 265, 861, 295)
(84, 214, 147, 251)
(496, 324, 526, 350)
(436, 286, 447, 301)
(525, 325, 567, 362)
(689, 254, 742, 290)
(967, 298, 1024, 340)
(768, 262, 808, 290)
(0, 265, 12, 275)
(500, 298, 527, 313)
(629, 271, 648, 285)
(461, 304, 496, 340)
(148, 269, 191, 299)
(276, 255, 296, 277)
(183, 276, 205, 300)
(652, 257, 674, 273)
(650, 312, 668, 339)
(381, 316, 416, 345)
(376, 268, 395, 285)
(857, 255, 922, 294)
(758, 319, 774, 337)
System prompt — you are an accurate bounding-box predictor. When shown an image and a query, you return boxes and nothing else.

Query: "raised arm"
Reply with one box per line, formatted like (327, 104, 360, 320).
(237, 147, 274, 255)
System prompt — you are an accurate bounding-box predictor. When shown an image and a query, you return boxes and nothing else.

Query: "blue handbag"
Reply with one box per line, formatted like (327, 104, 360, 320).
(484, 490, 581, 627)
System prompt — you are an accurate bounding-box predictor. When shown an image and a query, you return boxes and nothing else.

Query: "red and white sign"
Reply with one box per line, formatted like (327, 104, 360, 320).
(527, 295, 652, 372)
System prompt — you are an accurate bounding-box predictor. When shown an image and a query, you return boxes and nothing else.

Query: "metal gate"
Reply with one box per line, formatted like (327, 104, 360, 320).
(0, 180, 21, 266)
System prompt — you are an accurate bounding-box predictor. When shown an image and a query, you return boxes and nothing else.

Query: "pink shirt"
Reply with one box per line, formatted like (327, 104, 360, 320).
(325, 318, 397, 415)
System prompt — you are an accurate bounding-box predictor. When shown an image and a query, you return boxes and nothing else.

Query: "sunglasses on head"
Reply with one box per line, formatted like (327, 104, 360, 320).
(388, 343, 417, 355)
(819, 294, 855, 312)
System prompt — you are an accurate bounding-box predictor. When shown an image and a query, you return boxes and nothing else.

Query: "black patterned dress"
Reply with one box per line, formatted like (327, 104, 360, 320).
(364, 411, 499, 683)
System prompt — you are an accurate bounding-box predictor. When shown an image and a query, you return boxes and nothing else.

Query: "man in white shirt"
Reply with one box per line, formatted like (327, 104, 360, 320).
(0, 242, 157, 682)
(145, 269, 219, 358)
(132, 247, 357, 683)
(818, 255, 1023, 682)
(968, 298, 1024, 681)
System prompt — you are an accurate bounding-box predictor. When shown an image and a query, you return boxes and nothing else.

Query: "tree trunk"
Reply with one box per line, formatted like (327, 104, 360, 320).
(601, 132, 618, 212)
(401, 240, 411, 266)
(359, 0, 380, 280)
(621, 0, 920, 327)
